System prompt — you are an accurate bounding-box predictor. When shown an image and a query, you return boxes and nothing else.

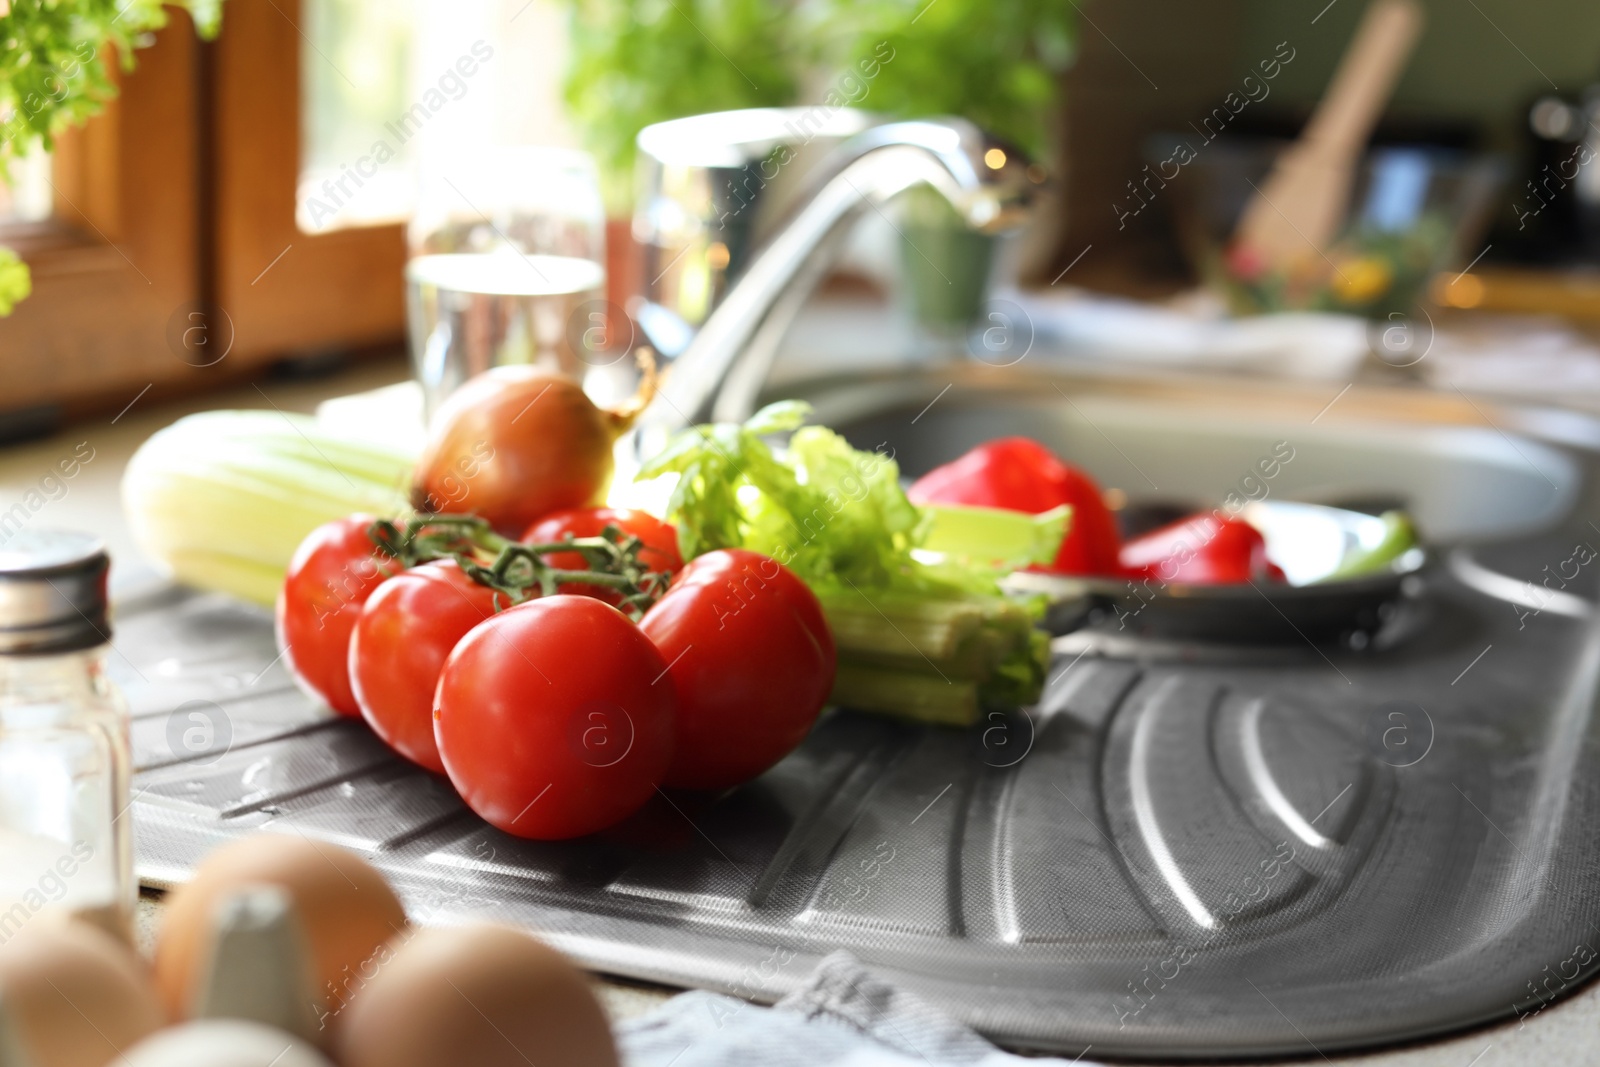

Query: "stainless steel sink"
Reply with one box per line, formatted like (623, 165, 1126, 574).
(125, 365, 1600, 1059)
(790, 363, 1578, 543)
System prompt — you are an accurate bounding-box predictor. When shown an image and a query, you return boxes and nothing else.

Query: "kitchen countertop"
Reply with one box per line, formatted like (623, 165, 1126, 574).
(5, 352, 1595, 1066)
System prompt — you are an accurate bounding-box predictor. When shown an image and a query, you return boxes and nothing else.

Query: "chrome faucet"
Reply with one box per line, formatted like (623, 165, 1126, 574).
(645, 117, 1038, 430)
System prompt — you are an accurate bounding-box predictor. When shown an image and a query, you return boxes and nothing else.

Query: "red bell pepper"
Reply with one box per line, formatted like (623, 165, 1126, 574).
(1119, 513, 1282, 584)
(907, 437, 1123, 576)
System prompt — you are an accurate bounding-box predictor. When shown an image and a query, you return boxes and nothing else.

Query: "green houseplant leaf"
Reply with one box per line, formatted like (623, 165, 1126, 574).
(816, 0, 1075, 163)
(0, 246, 30, 314)
(560, 0, 1075, 208)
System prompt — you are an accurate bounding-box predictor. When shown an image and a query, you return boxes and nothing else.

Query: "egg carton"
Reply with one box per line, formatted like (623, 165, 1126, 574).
(0, 887, 333, 1067)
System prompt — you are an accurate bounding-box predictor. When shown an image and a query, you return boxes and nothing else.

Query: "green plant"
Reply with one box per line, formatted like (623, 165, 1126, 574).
(0, 0, 225, 314)
(560, 0, 1074, 209)
(562, 0, 801, 208)
(822, 0, 1075, 162)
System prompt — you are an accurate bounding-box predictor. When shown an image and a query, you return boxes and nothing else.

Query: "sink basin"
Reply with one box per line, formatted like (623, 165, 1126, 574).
(126, 365, 1600, 1059)
(790, 363, 1578, 544)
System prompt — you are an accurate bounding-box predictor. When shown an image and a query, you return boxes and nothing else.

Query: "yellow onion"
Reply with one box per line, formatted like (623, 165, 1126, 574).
(412, 350, 656, 534)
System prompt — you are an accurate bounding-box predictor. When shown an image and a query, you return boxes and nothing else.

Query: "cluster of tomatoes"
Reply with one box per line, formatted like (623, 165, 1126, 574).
(276, 507, 836, 840)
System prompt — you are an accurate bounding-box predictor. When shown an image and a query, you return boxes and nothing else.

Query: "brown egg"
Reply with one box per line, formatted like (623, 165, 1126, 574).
(0, 920, 163, 1067)
(334, 925, 618, 1067)
(153, 834, 407, 1024)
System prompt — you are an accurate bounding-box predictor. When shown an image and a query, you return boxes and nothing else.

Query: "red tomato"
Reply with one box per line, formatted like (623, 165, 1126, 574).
(277, 515, 400, 717)
(639, 549, 835, 791)
(434, 596, 676, 839)
(349, 561, 500, 773)
(522, 507, 684, 604)
(1120, 513, 1278, 584)
(907, 438, 1122, 576)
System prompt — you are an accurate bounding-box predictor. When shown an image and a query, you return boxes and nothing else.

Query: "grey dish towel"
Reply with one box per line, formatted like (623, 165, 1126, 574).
(619, 951, 1098, 1067)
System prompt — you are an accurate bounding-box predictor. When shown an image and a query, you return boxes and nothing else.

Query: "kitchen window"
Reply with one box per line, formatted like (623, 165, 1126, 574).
(0, 148, 50, 223)
(0, 0, 574, 424)
(0, 11, 204, 429)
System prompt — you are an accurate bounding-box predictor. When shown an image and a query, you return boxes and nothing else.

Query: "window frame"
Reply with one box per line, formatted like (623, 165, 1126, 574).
(0, 0, 408, 417)
(210, 0, 406, 363)
(0, 12, 203, 416)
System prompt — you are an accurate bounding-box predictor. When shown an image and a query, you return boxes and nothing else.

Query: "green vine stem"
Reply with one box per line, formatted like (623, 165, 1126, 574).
(367, 513, 672, 619)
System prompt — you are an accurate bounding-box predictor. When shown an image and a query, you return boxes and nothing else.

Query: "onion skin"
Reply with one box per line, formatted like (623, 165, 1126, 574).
(412, 354, 654, 535)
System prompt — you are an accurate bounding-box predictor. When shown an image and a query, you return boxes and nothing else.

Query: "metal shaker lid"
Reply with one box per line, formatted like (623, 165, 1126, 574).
(0, 529, 111, 654)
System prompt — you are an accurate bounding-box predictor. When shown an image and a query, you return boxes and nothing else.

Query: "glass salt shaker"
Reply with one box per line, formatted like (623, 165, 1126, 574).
(0, 530, 133, 943)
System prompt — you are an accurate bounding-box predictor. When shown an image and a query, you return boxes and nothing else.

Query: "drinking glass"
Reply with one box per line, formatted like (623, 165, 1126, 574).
(407, 146, 609, 419)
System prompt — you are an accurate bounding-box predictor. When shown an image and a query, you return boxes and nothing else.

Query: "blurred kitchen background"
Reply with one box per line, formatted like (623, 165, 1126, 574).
(6, 0, 1600, 429)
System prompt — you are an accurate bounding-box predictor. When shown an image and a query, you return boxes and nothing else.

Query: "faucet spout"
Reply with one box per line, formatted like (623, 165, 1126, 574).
(652, 118, 1036, 429)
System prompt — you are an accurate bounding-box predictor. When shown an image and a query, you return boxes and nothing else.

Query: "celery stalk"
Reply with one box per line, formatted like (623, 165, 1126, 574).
(816, 587, 992, 663)
(123, 410, 415, 605)
(831, 662, 981, 727)
(816, 586, 1048, 726)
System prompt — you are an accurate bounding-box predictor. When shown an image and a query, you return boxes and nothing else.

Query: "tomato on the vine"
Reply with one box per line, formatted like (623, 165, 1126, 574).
(349, 560, 500, 773)
(522, 507, 683, 605)
(278, 515, 400, 717)
(639, 549, 834, 791)
(434, 595, 677, 839)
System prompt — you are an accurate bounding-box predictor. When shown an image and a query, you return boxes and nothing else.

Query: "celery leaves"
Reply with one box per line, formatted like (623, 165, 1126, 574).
(639, 401, 1050, 724)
